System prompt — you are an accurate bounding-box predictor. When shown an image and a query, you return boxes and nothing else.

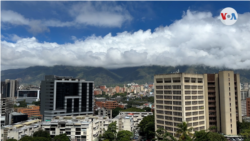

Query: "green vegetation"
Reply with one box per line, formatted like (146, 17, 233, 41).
(112, 107, 123, 118)
(112, 92, 127, 98)
(54, 134, 70, 141)
(155, 123, 227, 141)
(32, 101, 40, 106)
(33, 130, 51, 139)
(143, 107, 151, 112)
(102, 121, 133, 141)
(238, 120, 250, 140)
(6, 139, 18, 141)
(116, 130, 133, 141)
(95, 94, 110, 99)
(137, 115, 226, 141)
(138, 115, 155, 139)
(175, 122, 193, 140)
(3, 65, 250, 86)
(17, 130, 69, 141)
(121, 107, 144, 112)
(15, 100, 28, 107)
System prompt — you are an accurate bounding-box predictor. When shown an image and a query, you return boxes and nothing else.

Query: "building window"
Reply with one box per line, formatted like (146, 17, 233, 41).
(231, 130, 232, 133)
(228, 73, 230, 77)
(228, 78, 230, 81)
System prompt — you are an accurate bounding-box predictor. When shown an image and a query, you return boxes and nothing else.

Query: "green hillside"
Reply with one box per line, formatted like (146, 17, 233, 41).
(1, 65, 250, 86)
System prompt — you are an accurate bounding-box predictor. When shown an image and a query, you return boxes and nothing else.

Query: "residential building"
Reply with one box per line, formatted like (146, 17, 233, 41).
(154, 71, 241, 136)
(140, 85, 144, 92)
(96, 107, 112, 118)
(118, 112, 153, 130)
(95, 100, 125, 110)
(16, 105, 42, 118)
(115, 86, 120, 93)
(40, 75, 94, 121)
(94, 89, 102, 95)
(41, 115, 134, 141)
(0, 111, 151, 141)
(99, 85, 106, 90)
(1, 119, 41, 141)
(1, 97, 6, 117)
(17, 90, 40, 103)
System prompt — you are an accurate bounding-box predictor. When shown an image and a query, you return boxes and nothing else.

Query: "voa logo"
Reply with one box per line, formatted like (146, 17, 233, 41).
(220, 7, 238, 25)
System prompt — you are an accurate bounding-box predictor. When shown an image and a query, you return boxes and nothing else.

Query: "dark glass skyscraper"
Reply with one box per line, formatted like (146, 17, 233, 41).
(40, 75, 94, 121)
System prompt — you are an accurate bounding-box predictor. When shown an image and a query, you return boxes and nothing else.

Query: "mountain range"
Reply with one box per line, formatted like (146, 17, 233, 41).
(1, 65, 250, 87)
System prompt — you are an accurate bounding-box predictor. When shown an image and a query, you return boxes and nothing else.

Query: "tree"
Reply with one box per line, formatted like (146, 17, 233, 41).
(143, 107, 151, 112)
(207, 132, 227, 141)
(112, 107, 123, 118)
(116, 130, 133, 141)
(54, 134, 70, 141)
(241, 129, 250, 139)
(6, 139, 18, 141)
(138, 115, 154, 136)
(32, 101, 40, 106)
(18, 100, 27, 107)
(32, 137, 50, 141)
(33, 130, 51, 140)
(19, 136, 33, 141)
(175, 122, 193, 141)
(103, 121, 118, 141)
(192, 130, 210, 141)
(155, 128, 177, 141)
(144, 122, 155, 139)
(107, 122, 118, 134)
(103, 131, 116, 141)
(192, 129, 226, 141)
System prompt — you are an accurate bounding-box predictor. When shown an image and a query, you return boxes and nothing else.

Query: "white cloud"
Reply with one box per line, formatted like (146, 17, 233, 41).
(2, 10, 250, 70)
(1, 2, 132, 34)
(70, 2, 132, 27)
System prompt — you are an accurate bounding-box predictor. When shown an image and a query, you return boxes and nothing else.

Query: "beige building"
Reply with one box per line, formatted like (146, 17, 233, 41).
(154, 71, 241, 136)
(1, 119, 42, 141)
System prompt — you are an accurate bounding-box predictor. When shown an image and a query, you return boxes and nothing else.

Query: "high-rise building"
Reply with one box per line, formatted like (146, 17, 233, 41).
(1, 79, 19, 98)
(40, 75, 94, 121)
(154, 71, 241, 136)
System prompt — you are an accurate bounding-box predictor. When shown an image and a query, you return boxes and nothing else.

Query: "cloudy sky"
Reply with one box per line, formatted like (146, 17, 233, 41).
(1, 1, 250, 70)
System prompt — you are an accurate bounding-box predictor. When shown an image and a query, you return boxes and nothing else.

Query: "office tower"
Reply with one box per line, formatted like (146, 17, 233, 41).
(40, 75, 94, 121)
(1, 79, 19, 98)
(154, 71, 241, 136)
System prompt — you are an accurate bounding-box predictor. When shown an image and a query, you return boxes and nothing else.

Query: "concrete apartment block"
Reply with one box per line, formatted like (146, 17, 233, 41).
(154, 71, 241, 136)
